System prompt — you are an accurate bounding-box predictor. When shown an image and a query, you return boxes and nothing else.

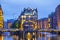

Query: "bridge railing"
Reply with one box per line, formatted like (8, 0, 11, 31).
(0, 29, 60, 32)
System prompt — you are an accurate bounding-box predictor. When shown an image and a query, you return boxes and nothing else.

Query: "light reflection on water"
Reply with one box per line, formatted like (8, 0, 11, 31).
(0, 32, 60, 40)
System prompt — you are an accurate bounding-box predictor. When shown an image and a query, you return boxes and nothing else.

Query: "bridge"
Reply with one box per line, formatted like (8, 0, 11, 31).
(0, 29, 60, 32)
(37, 29, 60, 32)
(0, 29, 20, 32)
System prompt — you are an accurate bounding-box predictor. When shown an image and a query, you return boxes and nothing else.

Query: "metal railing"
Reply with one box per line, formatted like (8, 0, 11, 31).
(0, 29, 60, 32)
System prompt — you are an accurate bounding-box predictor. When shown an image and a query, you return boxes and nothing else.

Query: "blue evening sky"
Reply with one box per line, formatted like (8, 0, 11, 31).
(1, 0, 60, 21)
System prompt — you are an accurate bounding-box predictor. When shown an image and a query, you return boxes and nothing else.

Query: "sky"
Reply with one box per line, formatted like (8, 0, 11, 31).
(0, 0, 60, 21)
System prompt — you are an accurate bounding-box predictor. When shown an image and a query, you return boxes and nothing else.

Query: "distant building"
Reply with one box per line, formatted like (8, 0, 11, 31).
(0, 5, 4, 29)
(7, 19, 15, 29)
(4, 21, 8, 29)
(48, 12, 57, 29)
(18, 7, 38, 30)
(55, 5, 60, 29)
(47, 5, 60, 29)
(38, 18, 48, 29)
(10, 20, 20, 28)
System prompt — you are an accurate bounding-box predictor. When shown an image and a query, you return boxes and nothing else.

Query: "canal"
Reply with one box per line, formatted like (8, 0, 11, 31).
(0, 32, 60, 40)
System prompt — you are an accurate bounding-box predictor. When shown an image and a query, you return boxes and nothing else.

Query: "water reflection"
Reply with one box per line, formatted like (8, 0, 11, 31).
(0, 32, 60, 40)
(37, 32, 51, 40)
(12, 35, 19, 40)
(0, 35, 3, 40)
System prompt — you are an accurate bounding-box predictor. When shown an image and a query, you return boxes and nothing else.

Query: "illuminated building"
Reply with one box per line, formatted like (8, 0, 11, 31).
(55, 5, 60, 29)
(48, 5, 60, 29)
(38, 18, 48, 29)
(48, 12, 57, 29)
(38, 19, 42, 29)
(19, 7, 38, 30)
(0, 5, 4, 29)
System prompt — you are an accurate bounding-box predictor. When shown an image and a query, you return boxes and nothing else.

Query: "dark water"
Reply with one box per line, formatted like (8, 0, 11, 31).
(0, 32, 60, 40)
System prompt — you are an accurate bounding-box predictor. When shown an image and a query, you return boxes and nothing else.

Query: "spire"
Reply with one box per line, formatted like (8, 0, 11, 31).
(27, 7, 31, 10)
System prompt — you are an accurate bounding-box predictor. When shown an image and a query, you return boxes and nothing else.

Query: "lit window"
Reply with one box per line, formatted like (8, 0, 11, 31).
(48, 24, 50, 28)
(24, 16, 26, 18)
(29, 15, 31, 18)
(21, 16, 24, 18)
(48, 18, 50, 22)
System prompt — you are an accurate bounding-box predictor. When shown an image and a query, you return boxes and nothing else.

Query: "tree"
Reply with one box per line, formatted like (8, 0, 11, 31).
(11, 20, 20, 29)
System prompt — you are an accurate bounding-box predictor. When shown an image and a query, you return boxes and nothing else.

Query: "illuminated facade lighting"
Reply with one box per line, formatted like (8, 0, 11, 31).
(38, 18, 48, 29)
(55, 5, 60, 28)
(28, 15, 31, 18)
(0, 36, 4, 40)
(27, 32, 32, 40)
(21, 15, 24, 18)
(33, 38, 34, 40)
(33, 32, 35, 35)
(48, 18, 50, 22)
(19, 7, 38, 30)
(48, 24, 50, 28)
(0, 5, 4, 29)
(24, 16, 26, 18)
(48, 12, 57, 29)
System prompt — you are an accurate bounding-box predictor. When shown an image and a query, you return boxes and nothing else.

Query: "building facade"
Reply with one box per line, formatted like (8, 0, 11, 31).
(7, 19, 15, 29)
(38, 18, 48, 29)
(55, 5, 60, 29)
(0, 5, 4, 29)
(19, 7, 38, 30)
(48, 12, 57, 29)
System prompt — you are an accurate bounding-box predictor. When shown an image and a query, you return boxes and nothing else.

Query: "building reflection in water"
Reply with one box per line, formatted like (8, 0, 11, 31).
(1, 32, 60, 40)
(12, 35, 19, 40)
(37, 32, 51, 40)
(0, 35, 4, 40)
